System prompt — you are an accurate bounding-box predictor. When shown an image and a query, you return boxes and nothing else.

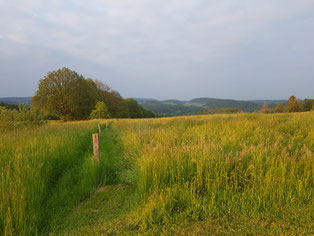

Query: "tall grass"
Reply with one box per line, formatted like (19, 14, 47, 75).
(0, 121, 119, 235)
(114, 113, 314, 230)
(1, 113, 313, 234)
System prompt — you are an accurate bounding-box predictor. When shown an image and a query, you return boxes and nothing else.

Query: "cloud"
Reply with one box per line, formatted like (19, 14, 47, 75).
(0, 0, 314, 99)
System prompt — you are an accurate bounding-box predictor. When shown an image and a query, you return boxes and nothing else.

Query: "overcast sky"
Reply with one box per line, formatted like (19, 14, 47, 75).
(0, 0, 313, 100)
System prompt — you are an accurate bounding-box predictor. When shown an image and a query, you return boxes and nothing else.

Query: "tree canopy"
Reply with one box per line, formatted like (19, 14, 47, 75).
(32, 68, 154, 120)
(93, 80, 123, 117)
(304, 99, 314, 111)
(32, 68, 99, 120)
(90, 101, 110, 119)
(288, 96, 304, 112)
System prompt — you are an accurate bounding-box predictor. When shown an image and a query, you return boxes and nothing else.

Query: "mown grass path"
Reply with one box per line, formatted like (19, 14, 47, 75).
(44, 123, 123, 234)
(52, 185, 138, 235)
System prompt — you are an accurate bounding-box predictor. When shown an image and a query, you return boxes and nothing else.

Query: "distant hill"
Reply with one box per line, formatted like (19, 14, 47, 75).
(0, 97, 32, 105)
(132, 98, 158, 103)
(134, 97, 288, 116)
(187, 98, 260, 111)
(199, 107, 243, 115)
(249, 100, 288, 104)
(136, 101, 202, 116)
(162, 99, 187, 105)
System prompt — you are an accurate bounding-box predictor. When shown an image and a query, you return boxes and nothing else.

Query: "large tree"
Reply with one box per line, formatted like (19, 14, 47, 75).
(32, 68, 98, 120)
(288, 96, 304, 112)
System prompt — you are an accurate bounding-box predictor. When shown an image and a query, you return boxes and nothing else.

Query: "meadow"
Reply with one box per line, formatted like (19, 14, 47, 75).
(0, 112, 313, 235)
(0, 121, 120, 235)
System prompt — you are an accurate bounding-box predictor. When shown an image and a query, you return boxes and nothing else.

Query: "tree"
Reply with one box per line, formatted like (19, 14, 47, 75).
(275, 103, 284, 113)
(93, 80, 123, 117)
(116, 100, 130, 118)
(90, 101, 110, 119)
(260, 102, 269, 113)
(116, 99, 146, 118)
(288, 96, 304, 112)
(32, 67, 98, 121)
(124, 98, 144, 118)
(304, 99, 314, 111)
(288, 96, 298, 112)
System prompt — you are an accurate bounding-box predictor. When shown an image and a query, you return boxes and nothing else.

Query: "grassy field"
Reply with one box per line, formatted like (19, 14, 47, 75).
(0, 121, 120, 235)
(1, 112, 313, 235)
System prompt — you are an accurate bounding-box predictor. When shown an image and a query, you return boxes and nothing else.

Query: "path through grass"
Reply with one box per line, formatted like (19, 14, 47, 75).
(0, 121, 121, 235)
(1, 113, 313, 235)
(55, 112, 313, 235)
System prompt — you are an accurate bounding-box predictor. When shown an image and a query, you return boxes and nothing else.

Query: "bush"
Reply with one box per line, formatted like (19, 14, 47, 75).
(0, 105, 46, 130)
(90, 101, 111, 119)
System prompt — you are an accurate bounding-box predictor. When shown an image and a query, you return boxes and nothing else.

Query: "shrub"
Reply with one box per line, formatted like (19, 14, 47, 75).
(90, 101, 111, 119)
(0, 105, 46, 130)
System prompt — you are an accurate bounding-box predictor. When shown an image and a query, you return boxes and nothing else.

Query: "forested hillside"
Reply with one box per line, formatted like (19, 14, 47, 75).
(135, 98, 288, 116)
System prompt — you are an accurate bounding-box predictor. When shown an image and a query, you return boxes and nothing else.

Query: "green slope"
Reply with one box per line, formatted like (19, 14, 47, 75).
(136, 97, 285, 116)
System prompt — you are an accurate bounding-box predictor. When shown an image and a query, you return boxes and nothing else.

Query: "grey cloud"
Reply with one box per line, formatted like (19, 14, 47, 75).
(0, 0, 313, 99)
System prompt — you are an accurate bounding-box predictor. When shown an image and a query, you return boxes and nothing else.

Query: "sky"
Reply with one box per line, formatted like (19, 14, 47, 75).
(0, 0, 313, 100)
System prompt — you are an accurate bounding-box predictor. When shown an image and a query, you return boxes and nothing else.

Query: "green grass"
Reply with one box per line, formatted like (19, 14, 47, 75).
(51, 185, 138, 235)
(0, 121, 120, 235)
(1, 113, 313, 235)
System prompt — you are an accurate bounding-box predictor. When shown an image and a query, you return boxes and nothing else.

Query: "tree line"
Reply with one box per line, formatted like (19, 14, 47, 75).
(32, 67, 155, 121)
(1, 68, 313, 124)
(0, 102, 19, 110)
(260, 96, 314, 113)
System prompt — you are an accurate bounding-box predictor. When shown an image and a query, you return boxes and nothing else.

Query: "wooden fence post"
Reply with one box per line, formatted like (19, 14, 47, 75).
(92, 133, 100, 161)
(98, 123, 101, 134)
